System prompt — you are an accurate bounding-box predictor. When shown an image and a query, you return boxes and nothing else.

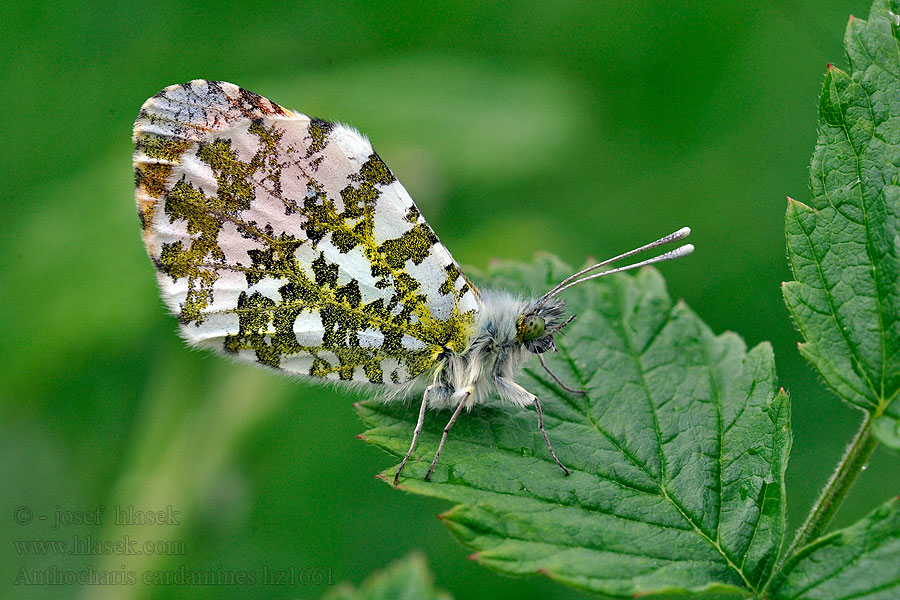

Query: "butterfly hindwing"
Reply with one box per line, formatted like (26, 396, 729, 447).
(133, 80, 480, 385)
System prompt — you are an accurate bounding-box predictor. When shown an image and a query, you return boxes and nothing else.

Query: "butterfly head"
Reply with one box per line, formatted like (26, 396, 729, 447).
(513, 226, 695, 355)
(516, 296, 569, 354)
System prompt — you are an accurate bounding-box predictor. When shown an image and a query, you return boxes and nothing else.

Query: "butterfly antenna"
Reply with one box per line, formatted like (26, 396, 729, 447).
(537, 227, 693, 304)
(552, 244, 693, 297)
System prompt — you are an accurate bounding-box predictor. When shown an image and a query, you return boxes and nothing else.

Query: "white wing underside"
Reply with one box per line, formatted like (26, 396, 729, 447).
(134, 80, 480, 385)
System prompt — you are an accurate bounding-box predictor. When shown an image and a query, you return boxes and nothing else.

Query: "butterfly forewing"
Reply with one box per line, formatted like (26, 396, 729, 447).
(133, 80, 480, 385)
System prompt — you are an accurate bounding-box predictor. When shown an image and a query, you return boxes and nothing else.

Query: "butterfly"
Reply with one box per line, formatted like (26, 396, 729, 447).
(132, 80, 693, 484)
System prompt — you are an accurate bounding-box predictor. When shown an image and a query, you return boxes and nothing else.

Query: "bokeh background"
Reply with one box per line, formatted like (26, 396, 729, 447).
(3, 1, 898, 599)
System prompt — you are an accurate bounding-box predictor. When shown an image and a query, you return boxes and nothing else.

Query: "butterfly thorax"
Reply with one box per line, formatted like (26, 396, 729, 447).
(424, 290, 568, 410)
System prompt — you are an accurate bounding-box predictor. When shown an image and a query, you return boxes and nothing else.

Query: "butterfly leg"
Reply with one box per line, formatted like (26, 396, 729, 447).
(424, 389, 470, 481)
(532, 392, 570, 476)
(394, 385, 432, 485)
(496, 376, 570, 476)
(538, 352, 586, 395)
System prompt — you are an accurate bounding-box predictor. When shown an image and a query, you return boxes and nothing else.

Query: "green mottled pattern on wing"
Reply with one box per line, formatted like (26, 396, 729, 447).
(133, 80, 479, 385)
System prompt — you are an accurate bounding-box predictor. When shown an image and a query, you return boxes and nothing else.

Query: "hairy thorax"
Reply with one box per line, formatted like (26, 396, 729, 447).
(425, 290, 554, 410)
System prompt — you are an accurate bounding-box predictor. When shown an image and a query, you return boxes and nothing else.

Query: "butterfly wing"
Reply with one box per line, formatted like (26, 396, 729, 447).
(133, 80, 480, 385)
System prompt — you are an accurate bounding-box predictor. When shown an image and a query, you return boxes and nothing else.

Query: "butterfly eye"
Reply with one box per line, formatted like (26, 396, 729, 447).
(518, 314, 546, 342)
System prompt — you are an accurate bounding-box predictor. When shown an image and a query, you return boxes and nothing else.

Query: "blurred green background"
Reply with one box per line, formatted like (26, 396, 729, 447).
(3, 1, 898, 598)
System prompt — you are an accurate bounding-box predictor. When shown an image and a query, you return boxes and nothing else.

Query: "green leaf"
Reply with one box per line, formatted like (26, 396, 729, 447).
(768, 497, 900, 599)
(357, 256, 790, 598)
(873, 413, 900, 449)
(782, 1, 900, 444)
(322, 553, 452, 600)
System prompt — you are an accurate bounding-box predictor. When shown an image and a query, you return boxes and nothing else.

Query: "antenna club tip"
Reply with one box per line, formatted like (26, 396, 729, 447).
(676, 226, 691, 238)
(678, 244, 695, 257)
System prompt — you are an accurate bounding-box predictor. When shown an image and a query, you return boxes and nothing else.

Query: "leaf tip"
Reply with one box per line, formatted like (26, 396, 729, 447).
(437, 507, 457, 521)
(786, 196, 817, 214)
(375, 472, 394, 485)
(786, 196, 807, 211)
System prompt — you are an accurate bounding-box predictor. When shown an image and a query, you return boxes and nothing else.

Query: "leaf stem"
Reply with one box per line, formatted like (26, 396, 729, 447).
(773, 413, 879, 578)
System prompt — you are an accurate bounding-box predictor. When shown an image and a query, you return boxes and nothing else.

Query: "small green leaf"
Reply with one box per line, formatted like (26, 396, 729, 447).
(873, 413, 900, 449)
(769, 497, 900, 599)
(323, 553, 452, 600)
(357, 256, 789, 598)
(782, 0, 900, 445)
